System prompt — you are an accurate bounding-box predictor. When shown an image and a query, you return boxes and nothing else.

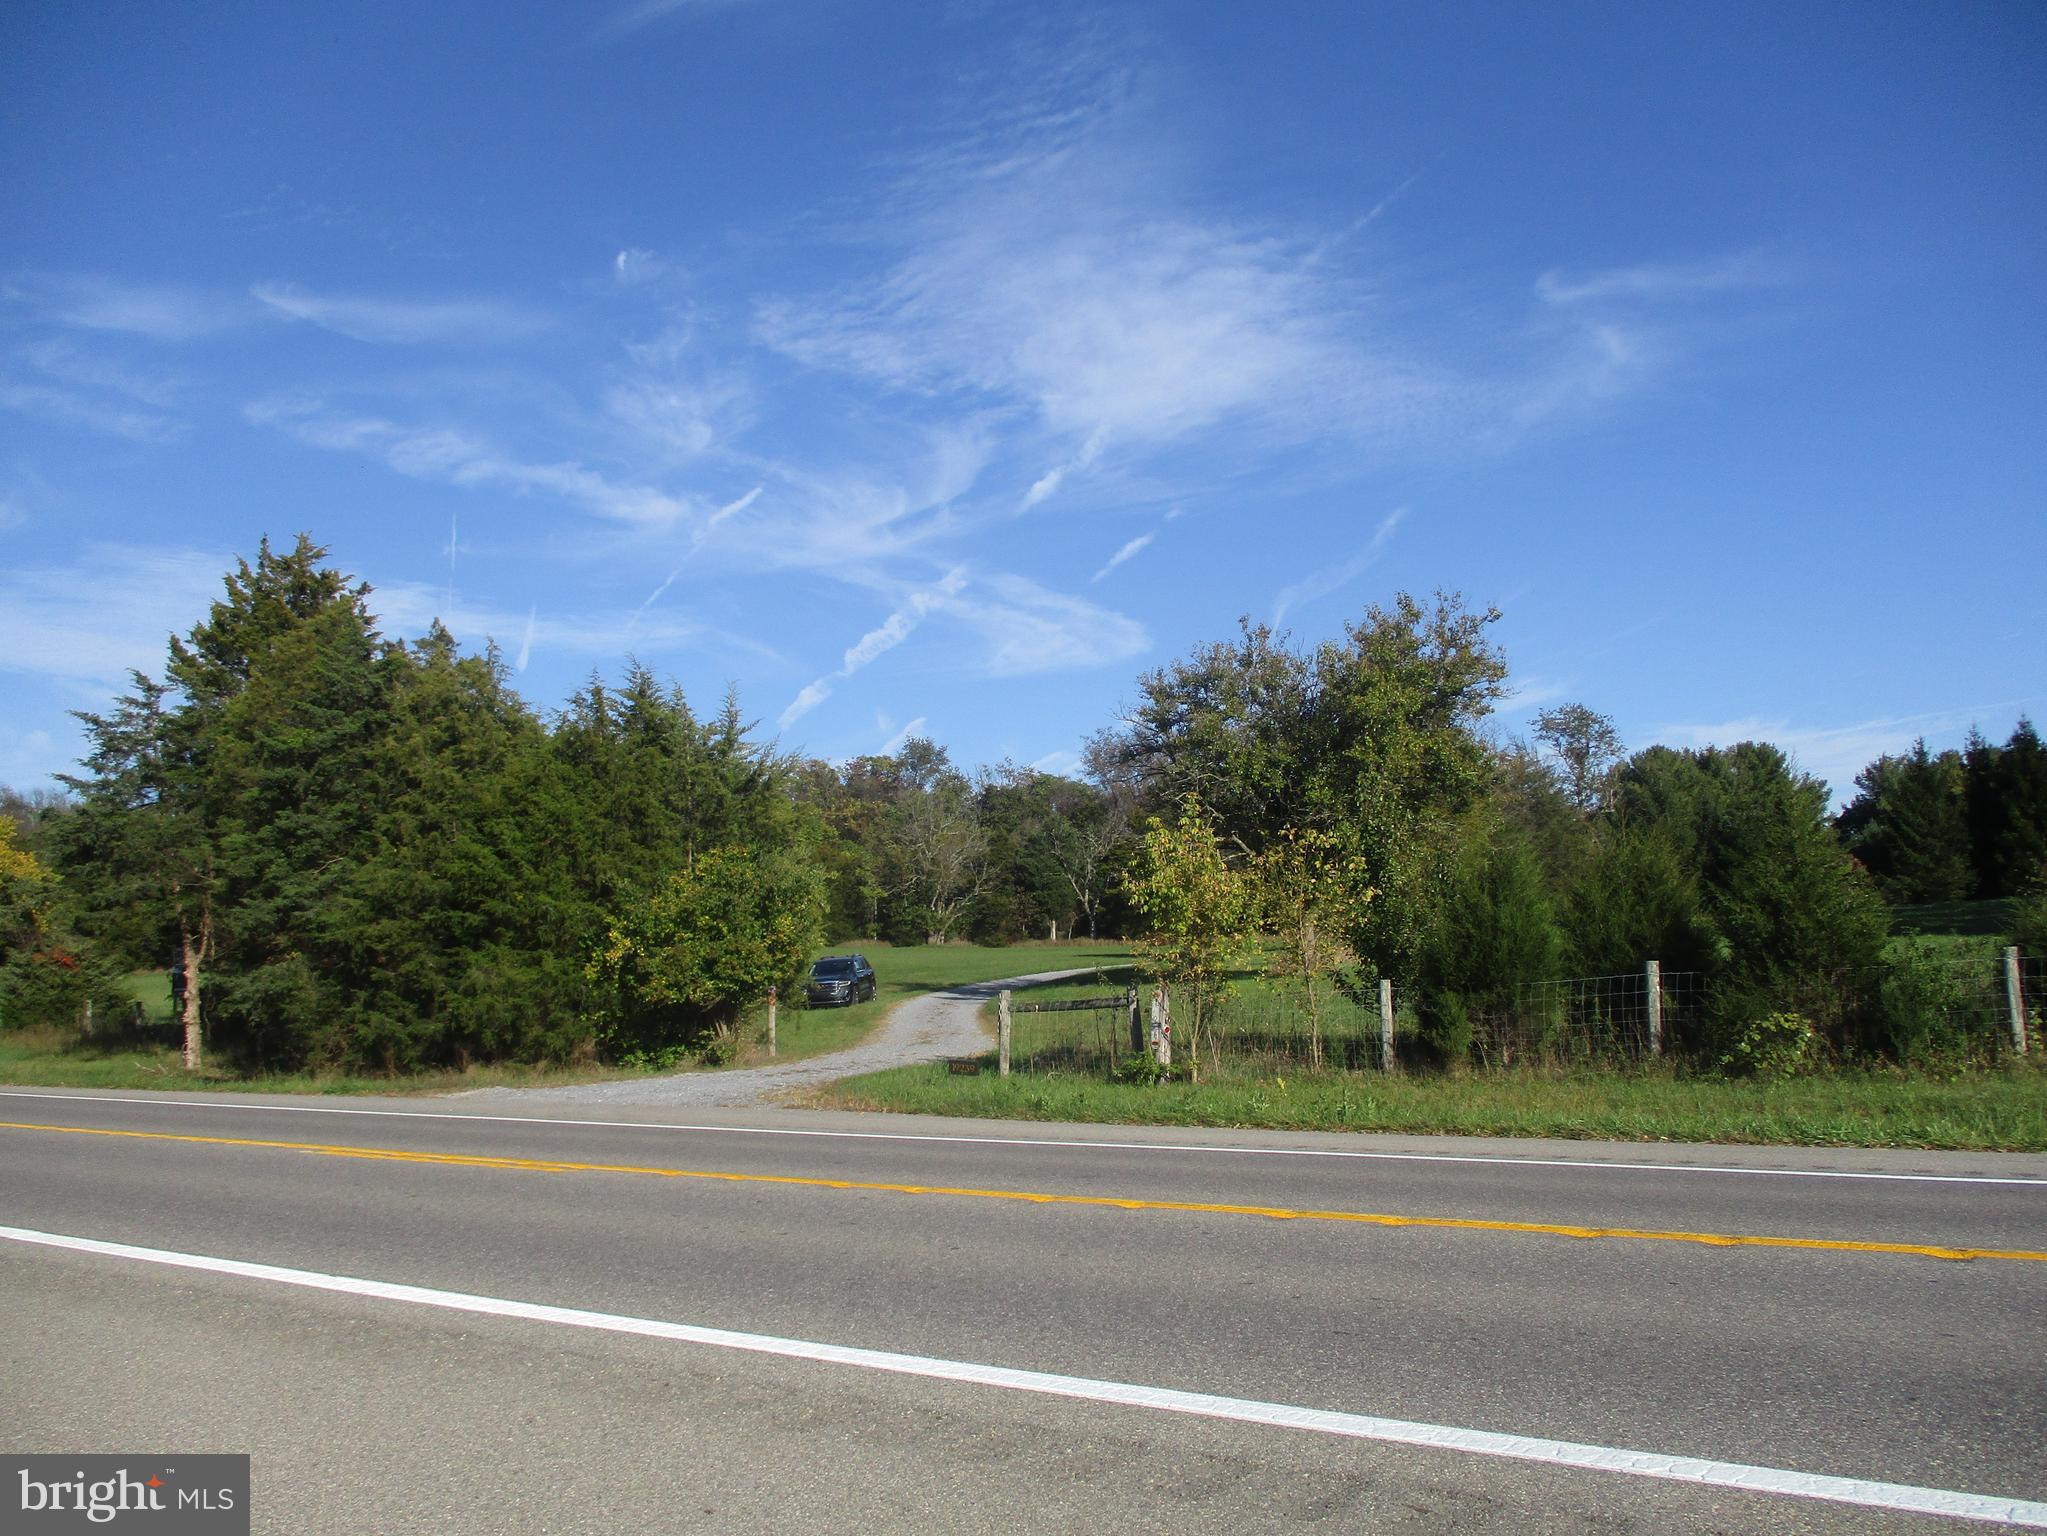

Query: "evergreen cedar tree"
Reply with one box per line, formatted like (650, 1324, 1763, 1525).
(13, 543, 2037, 1070)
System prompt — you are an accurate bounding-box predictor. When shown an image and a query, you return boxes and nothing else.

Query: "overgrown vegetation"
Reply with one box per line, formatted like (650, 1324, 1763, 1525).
(3, 536, 2041, 1101)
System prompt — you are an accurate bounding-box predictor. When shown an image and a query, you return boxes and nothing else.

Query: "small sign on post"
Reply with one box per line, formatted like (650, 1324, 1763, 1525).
(1378, 978, 1396, 1071)
(998, 989, 1012, 1077)
(767, 986, 778, 1059)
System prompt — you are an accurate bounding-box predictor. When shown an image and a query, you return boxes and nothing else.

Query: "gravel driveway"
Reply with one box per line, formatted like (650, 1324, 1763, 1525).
(463, 968, 1098, 1108)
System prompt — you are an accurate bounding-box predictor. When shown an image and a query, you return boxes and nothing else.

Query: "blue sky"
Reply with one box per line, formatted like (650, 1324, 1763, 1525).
(3, 0, 2042, 801)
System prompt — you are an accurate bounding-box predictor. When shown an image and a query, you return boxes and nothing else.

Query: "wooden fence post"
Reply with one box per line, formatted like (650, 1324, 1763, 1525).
(767, 986, 778, 1059)
(1150, 984, 1171, 1069)
(1645, 959, 1663, 1058)
(2006, 947, 2029, 1056)
(998, 989, 1012, 1077)
(1378, 978, 1395, 1071)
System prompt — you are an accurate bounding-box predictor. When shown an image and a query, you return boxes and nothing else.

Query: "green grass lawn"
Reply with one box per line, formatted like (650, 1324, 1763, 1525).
(1891, 899, 2019, 938)
(0, 941, 1135, 1095)
(790, 963, 2047, 1151)
(807, 1058, 2047, 1151)
(759, 941, 1134, 1064)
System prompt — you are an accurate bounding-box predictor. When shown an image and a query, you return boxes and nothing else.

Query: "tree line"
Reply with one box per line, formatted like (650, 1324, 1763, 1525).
(1834, 727, 2047, 906)
(2, 538, 2042, 1076)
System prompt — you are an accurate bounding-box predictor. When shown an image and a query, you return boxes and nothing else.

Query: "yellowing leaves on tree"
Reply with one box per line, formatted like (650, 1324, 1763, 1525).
(1127, 796, 1254, 1081)
(1256, 825, 1375, 1070)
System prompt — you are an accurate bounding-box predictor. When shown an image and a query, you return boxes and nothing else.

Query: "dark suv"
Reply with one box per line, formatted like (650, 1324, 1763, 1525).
(805, 954, 876, 1007)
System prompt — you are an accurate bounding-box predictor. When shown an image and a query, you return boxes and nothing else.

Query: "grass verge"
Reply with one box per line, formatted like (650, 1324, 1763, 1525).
(806, 1060, 2047, 1151)
(0, 942, 1135, 1095)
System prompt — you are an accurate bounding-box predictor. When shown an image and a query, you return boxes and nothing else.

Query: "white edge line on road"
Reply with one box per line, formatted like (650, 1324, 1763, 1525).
(4, 1223, 2043, 1529)
(1, 1088, 2039, 1187)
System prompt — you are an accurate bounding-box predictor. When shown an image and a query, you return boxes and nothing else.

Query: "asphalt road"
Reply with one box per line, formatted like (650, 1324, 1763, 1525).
(2, 1085, 2043, 1533)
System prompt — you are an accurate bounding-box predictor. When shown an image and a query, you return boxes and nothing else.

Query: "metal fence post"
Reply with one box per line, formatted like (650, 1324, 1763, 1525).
(998, 989, 1012, 1077)
(2006, 947, 2029, 1056)
(1645, 960, 1663, 1058)
(1378, 978, 1396, 1070)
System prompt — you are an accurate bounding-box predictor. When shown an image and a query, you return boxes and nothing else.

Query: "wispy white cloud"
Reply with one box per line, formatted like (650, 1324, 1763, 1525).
(759, 197, 1362, 461)
(5, 273, 248, 340)
(612, 248, 667, 287)
(1091, 532, 1154, 583)
(15, 338, 187, 409)
(516, 606, 537, 672)
(369, 579, 781, 668)
(934, 572, 1147, 677)
(0, 543, 230, 686)
(1535, 252, 1786, 308)
(704, 484, 762, 533)
(247, 397, 692, 527)
(778, 678, 833, 729)
(1020, 466, 1066, 511)
(0, 378, 185, 443)
(778, 568, 972, 729)
(1498, 676, 1574, 715)
(716, 425, 995, 576)
(251, 283, 553, 344)
(1272, 506, 1407, 624)
(1030, 748, 1082, 777)
(632, 485, 766, 620)
(755, 44, 1739, 504)
(594, 0, 749, 42)
(840, 610, 918, 674)
(603, 372, 749, 465)
(879, 716, 927, 756)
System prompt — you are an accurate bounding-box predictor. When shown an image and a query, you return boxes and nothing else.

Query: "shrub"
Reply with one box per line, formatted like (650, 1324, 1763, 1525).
(1717, 1010, 1820, 1078)
(1411, 988, 1475, 1068)
(1875, 945, 1996, 1066)
(0, 948, 133, 1033)
(1113, 1052, 1177, 1086)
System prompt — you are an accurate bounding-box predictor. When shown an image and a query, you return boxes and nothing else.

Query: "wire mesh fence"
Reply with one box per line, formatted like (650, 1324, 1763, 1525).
(1482, 970, 1704, 1069)
(1004, 978, 1385, 1078)
(1000, 947, 2038, 1080)
(2024, 954, 2046, 1054)
(1008, 989, 1141, 1078)
(1839, 945, 2026, 1065)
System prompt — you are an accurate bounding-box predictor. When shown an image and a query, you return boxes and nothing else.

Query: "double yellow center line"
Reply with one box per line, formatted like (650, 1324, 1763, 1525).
(6, 1118, 2041, 1264)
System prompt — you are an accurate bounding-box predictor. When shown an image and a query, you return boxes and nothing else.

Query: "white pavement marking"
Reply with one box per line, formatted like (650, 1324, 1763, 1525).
(2, 1088, 2041, 1187)
(5, 1224, 2045, 1528)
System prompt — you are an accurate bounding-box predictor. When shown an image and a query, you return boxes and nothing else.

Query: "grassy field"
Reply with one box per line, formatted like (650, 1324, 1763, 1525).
(0, 941, 1134, 1095)
(788, 962, 2047, 1150)
(746, 941, 1134, 1066)
(1891, 899, 2019, 938)
(808, 1059, 2047, 1150)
